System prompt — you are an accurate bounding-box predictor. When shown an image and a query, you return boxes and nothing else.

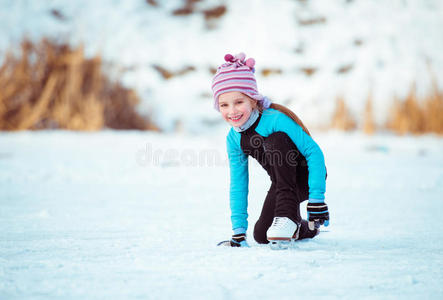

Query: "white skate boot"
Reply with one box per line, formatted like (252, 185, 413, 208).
(266, 217, 300, 250)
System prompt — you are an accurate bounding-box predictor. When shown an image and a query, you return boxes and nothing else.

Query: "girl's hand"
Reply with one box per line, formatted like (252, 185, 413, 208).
(307, 200, 330, 230)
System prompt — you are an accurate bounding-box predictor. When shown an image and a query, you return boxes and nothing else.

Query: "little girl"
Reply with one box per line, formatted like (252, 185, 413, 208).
(214, 53, 329, 249)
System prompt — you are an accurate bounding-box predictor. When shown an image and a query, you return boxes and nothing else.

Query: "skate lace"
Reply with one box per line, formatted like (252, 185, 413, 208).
(271, 217, 289, 228)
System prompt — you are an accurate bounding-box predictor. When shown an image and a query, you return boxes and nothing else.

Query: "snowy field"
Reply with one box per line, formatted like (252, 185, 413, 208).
(1, 130, 443, 299)
(1, 0, 443, 131)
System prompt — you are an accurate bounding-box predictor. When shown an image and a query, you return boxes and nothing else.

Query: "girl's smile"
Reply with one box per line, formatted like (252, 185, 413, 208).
(218, 91, 255, 127)
(229, 114, 243, 122)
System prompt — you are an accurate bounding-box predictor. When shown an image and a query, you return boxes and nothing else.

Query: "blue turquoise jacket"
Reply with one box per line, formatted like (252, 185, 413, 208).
(226, 108, 326, 231)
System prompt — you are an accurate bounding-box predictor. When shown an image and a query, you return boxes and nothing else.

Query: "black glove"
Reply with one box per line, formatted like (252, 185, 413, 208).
(307, 201, 330, 230)
(217, 233, 250, 247)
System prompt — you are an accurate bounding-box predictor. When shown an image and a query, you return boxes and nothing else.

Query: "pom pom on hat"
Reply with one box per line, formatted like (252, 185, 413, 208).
(235, 52, 246, 62)
(221, 52, 254, 70)
(245, 58, 255, 68)
(224, 54, 234, 62)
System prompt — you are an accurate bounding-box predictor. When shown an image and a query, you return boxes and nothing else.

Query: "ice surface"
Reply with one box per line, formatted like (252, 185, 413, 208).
(1, 130, 442, 299)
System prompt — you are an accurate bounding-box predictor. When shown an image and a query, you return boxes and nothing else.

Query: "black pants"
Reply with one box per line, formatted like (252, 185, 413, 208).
(253, 132, 318, 244)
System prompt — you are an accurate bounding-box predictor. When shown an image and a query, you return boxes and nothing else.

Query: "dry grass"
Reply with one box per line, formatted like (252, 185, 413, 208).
(172, 1, 226, 29)
(172, 0, 201, 16)
(0, 38, 158, 131)
(300, 67, 317, 77)
(363, 95, 376, 135)
(209, 67, 217, 75)
(152, 65, 195, 80)
(202, 5, 226, 20)
(146, 0, 158, 7)
(386, 83, 443, 135)
(330, 82, 443, 135)
(331, 97, 357, 131)
(261, 68, 282, 77)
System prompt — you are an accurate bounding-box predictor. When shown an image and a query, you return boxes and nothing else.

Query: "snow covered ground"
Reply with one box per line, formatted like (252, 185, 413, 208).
(1, 130, 442, 299)
(1, 0, 443, 131)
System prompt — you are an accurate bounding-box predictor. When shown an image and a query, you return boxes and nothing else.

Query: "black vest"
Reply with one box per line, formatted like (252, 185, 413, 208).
(239, 114, 308, 183)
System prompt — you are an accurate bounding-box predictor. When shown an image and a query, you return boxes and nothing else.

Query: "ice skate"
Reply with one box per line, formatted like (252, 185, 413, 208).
(266, 217, 300, 250)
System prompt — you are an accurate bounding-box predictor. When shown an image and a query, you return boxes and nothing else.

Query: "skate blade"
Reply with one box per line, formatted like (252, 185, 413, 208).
(269, 240, 291, 250)
(217, 240, 231, 247)
(308, 221, 321, 231)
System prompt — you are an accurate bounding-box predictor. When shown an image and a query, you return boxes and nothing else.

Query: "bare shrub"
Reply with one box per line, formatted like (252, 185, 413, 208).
(300, 67, 317, 76)
(202, 5, 226, 20)
(363, 95, 376, 135)
(152, 65, 196, 80)
(0, 38, 158, 131)
(261, 68, 283, 77)
(386, 82, 443, 135)
(331, 97, 357, 131)
(146, 0, 158, 7)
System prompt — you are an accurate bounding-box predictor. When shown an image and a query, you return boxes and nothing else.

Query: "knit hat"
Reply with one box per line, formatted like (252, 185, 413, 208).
(211, 52, 271, 111)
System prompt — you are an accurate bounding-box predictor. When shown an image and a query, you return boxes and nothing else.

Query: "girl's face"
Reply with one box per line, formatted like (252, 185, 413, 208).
(218, 91, 256, 127)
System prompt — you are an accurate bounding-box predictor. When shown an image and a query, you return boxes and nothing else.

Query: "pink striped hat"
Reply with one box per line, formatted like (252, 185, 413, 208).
(212, 52, 271, 111)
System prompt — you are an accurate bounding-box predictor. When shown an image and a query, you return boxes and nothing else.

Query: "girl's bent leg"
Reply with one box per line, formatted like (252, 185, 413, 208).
(263, 132, 308, 224)
(253, 185, 276, 244)
(254, 186, 317, 243)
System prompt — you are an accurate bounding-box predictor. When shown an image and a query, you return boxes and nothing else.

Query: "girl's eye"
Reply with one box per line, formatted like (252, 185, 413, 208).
(236, 100, 243, 104)
(220, 104, 227, 107)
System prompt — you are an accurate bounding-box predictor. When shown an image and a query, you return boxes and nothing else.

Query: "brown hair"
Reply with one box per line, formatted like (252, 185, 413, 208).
(270, 103, 311, 136)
